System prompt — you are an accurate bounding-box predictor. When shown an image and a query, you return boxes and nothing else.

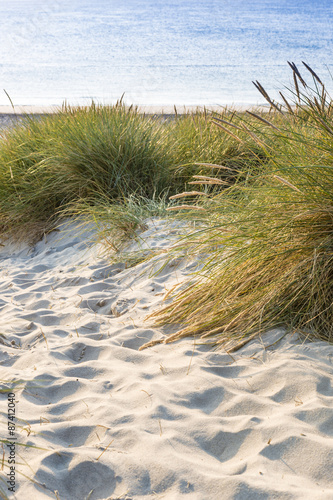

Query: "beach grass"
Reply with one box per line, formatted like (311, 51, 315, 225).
(0, 101, 261, 243)
(64, 193, 170, 255)
(0, 102, 175, 242)
(0, 102, 252, 243)
(165, 108, 268, 186)
(144, 62, 333, 350)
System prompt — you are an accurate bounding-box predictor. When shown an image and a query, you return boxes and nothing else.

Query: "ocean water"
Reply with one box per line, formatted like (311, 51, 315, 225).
(1, 0, 333, 107)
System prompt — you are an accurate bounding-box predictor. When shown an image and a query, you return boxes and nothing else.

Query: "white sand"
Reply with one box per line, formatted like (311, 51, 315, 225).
(1, 219, 333, 500)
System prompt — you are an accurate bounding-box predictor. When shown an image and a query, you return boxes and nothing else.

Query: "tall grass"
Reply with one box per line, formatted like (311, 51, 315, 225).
(145, 63, 333, 350)
(0, 101, 268, 243)
(0, 102, 272, 241)
(0, 102, 175, 242)
(167, 108, 269, 187)
(64, 193, 170, 255)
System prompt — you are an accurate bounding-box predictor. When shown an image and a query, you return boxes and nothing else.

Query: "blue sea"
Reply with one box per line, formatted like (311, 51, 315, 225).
(1, 0, 333, 107)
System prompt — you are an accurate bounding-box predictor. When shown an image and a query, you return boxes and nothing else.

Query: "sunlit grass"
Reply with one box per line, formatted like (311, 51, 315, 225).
(144, 62, 333, 350)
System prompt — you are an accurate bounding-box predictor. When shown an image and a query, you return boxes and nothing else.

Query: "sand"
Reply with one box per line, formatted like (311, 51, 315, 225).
(0, 218, 333, 500)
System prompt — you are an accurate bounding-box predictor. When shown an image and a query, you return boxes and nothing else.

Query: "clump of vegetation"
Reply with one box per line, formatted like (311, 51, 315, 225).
(0, 100, 259, 243)
(2, 62, 333, 350)
(144, 62, 333, 350)
(0, 101, 177, 242)
(166, 108, 268, 186)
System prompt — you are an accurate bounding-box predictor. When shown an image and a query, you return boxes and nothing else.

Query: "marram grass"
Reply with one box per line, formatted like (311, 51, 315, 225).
(166, 108, 268, 185)
(146, 170, 333, 350)
(63, 193, 170, 255)
(0, 102, 176, 242)
(0, 101, 262, 243)
(143, 62, 333, 350)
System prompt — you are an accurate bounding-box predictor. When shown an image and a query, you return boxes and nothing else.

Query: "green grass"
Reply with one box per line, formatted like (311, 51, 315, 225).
(0, 100, 264, 243)
(0, 101, 258, 243)
(65, 193, 170, 255)
(0, 102, 175, 242)
(166, 108, 267, 186)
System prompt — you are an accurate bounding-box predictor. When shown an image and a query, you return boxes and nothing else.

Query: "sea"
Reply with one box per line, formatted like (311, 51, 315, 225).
(1, 0, 333, 108)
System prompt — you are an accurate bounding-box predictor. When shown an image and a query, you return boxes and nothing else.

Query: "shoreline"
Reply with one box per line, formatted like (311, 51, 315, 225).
(0, 103, 270, 131)
(0, 103, 269, 115)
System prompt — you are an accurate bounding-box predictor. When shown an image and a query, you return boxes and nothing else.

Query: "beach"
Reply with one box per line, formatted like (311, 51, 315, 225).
(2, 0, 333, 496)
(1, 217, 333, 499)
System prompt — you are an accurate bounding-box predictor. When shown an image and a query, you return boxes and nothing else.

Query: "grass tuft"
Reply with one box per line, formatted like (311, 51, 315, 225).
(0, 102, 256, 244)
(0, 103, 175, 243)
(145, 63, 333, 350)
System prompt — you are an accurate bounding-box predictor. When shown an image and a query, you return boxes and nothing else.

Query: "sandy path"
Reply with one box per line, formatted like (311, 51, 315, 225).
(0, 219, 332, 499)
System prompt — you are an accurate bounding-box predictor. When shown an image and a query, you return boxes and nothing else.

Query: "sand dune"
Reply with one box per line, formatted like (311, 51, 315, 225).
(0, 219, 332, 499)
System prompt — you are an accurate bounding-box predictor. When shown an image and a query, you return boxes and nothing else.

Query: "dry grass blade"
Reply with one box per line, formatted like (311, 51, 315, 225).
(227, 332, 259, 353)
(246, 110, 281, 131)
(241, 123, 266, 147)
(252, 80, 270, 101)
(315, 116, 333, 136)
(313, 96, 323, 114)
(40, 328, 49, 350)
(321, 87, 327, 112)
(252, 81, 284, 114)
(166, 205, 206, 211)
(273, 175, 302, 192)
(192, 175, 229, 184)
(139, 339, 163, 350)
(288, 61, 307, 88)
(211, 116, 243, 131)
(194, 162, 237, 171)
(293, 71, 300, 101)
(96, 439, 114, 461)
(0, 440, 49, 451)
(169, 191, 208, 199)
(211, 121, 244, 143)
(302, 61, 323, 86)
(188, 181, 225, 186)
(279, 91, 295, 115)
(3, 89, 15, 111)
